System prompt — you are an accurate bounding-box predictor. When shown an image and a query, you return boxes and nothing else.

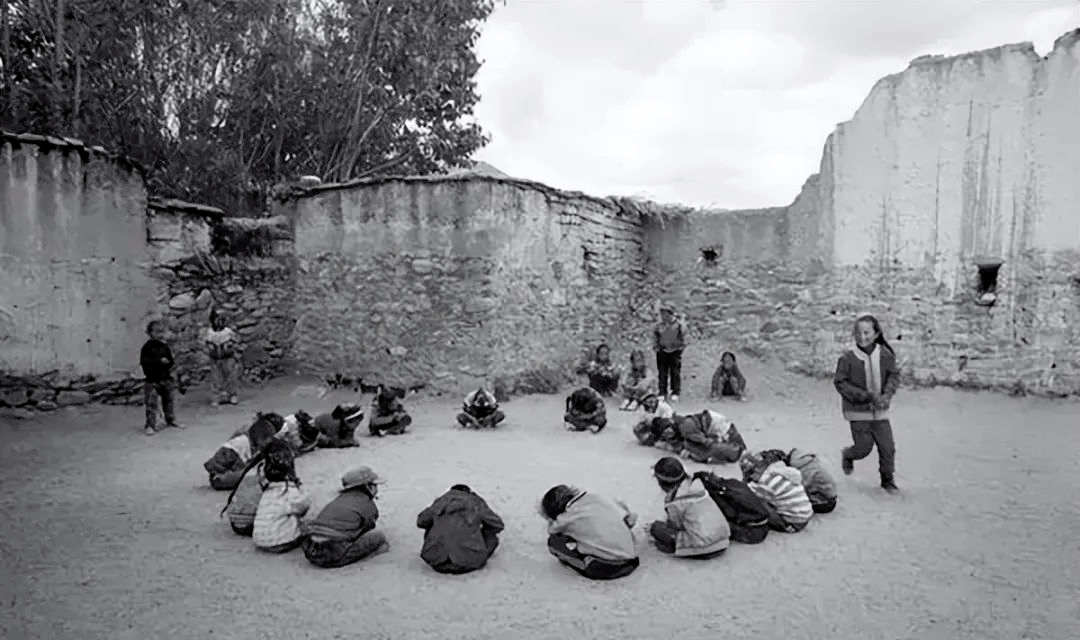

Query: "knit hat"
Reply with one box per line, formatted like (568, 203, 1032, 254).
(652, 456, 687, 483)
(341, 466, 385, 491)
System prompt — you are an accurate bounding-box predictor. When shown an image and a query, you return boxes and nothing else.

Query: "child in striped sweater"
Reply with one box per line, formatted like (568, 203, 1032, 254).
(739, 451, 813, 533)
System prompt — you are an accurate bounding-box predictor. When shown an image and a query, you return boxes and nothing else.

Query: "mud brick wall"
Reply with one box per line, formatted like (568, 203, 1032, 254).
(273, 176, 674, 395)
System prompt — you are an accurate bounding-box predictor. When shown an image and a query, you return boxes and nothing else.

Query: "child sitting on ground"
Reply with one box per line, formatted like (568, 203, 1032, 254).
(457, 387, 506, 429)
(739, 450, 813, 533)
(220, 439, 293, 537)
(648, 457, 730, 559)
(539, 485, 640, 581)
(369, 385, 412, 436)
(619, 350, 656, 411)
(252, 443, 310, 553)
(273, 410, 318, 453)
(577, 344, 622, 397)
(631, 393, 676, 447)
(759, 448, 838, 514)
(417, 484, 506, 574)
(301, 466, 390, 568)
(564, 386, 607, 434)
(203, 432, 255, 491)
(669, 409, 747, 464)
(312, 404, 364, 448)
(710, 351, 748, 401)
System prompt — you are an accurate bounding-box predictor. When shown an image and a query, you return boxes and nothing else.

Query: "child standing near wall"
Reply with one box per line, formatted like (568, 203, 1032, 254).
(834, 314, 902, 494)
(653, 303, 687, 403)
(204, 310, 241, 406)
(140, 320, 182, 435)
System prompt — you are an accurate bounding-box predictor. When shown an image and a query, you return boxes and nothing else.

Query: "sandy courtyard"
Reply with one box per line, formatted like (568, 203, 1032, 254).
(1, 362, 1078, 640)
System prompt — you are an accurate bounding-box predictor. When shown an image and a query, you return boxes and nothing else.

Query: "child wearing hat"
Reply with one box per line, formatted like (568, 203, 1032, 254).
(740, 450, 813, 533)
(619, 349, 656, 411)
(653, 303, 688, 403)
(252, 444, 310, 553)
(564, 386, 607, 433)
(648, 457, 730, 558)
(457, 387, 506, 429)
(538, 485, 640, 580)
(312, 404, 365, 448)
(417, 484, 505, 574)
(369, 385, 413, 436)
(301, 466, 390, 568)
(222, 439, 293, 537)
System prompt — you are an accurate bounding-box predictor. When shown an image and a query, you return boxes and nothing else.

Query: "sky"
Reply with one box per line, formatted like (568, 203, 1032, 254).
(471, 0, 1080, 209)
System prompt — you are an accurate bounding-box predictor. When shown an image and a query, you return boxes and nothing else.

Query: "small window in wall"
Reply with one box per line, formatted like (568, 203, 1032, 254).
(973, 257, 1003, 307)
(699, 245, 722, 266)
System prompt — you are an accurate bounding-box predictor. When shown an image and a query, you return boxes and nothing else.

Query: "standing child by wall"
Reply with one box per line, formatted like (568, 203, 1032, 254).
(653, 303, 687, 403)
(204, 310, 242, 407)
(709, 352, 748, 401)
(140, 320, 183, 435)
(834, 314, 902, 494)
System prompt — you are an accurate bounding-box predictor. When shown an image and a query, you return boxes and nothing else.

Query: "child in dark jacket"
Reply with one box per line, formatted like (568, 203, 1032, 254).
(710, 352, 748, 401)
(417, 484, 505, 574)
(834, 314, 902, 493)
(140, 320, 182, 435)
(457, 388, 506, 429)
(301, 466, 389, 568)
(369, 385, 412, 436)
(312, 404, 364, 448)
(564, 387, 607, 433)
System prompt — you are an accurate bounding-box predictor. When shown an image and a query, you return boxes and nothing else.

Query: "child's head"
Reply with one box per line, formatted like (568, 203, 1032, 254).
(375, 385, 405, 411)
(473, 388, 494, 409)
(721, 352, 736, 369)
(209, 310, 226, 331)
(262, 440, 300, 486)
(629, 349, 646, 369)
(739, 450, 764, 481)
(652, 456, 687, 492)
(146, 320, 165, 340)
(595, 344, 611, 363)
(641, 393, 660, 413)
(659, 304, 675, 322)
(249, 412, 283, 452)
(854, 314, 884, 349)
(341, 465, 384, 497)
(539, 484, 581, 521)
(450, 484, 472, 493)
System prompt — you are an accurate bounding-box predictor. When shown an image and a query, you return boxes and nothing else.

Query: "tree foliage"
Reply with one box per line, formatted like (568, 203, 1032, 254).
(0, 0, 498, 211)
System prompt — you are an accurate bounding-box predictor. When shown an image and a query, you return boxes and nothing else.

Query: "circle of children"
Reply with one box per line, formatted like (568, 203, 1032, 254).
(198, 308, 902, 580)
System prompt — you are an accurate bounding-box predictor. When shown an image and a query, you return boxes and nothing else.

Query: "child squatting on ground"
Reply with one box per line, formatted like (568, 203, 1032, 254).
(619, 349, 656, 411)
(139, 320, 183, 435)
(369, 385, 413, 436)
(301, 466, 390, 568)
(564, 386, 607, 433)
(578, 344, 622, 397)
(457, 387, 506, 429)
(648, 457, 730, 559)
(539, 485, 640, 580)
(417, 484, 505, 574)
(834, 314, 901, 494)
(710, 351, 748, 401)
(653, 303, 688, 402)
(204, 310, 241, 406)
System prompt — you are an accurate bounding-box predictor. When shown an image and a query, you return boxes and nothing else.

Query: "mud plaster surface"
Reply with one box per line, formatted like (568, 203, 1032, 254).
(1, 361, 1078, 640)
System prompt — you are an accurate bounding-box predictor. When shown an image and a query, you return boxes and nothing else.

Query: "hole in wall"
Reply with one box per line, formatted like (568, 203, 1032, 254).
(957, 355, 969, 372)
(973, 257, 1003, 307)
(699, 245, 722, 265)
(895, 334, 902, 341)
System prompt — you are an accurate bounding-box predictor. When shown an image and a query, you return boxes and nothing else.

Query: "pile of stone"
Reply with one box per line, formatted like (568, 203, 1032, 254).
(0, 372, 145, 415)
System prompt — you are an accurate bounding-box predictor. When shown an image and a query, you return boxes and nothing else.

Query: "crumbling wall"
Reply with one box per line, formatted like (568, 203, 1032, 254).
(273, 176, 666, 395)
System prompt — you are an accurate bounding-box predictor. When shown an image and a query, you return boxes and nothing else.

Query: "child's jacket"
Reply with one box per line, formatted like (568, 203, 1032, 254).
(653, 318, 687, 353)
(711, 365, 747, 395)
(417, 488, 505, 570)
(253, 482, 311, 548)
(750, 467, 813, 525)
(663, 476, 731, 557)
(548, 492, 638, 562)
(567, 387, 605, 416)
(204, 434, 251, 477)
(225, 466, 264, 529)
(786, 448, 837, 505)
(674, 410, 743, 459)
(833, 345, 900, 421)
(306, 489, 379, 541)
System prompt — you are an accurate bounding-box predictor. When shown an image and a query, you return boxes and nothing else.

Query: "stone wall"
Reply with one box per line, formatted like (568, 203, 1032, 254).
(272, 176, 690, 394)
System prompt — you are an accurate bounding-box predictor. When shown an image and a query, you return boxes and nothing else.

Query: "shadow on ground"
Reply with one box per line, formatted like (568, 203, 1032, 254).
(1, 361, 1078, 640)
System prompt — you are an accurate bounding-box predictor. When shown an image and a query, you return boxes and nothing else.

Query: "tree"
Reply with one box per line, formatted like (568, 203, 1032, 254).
(0, 0, 500, 212)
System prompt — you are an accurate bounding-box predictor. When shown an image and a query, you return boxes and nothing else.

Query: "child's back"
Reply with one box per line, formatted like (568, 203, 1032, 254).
(253, 481, 310, 549)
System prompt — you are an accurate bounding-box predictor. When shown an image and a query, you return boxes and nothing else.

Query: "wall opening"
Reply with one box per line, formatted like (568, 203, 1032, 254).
(973, 257, 1003, 307)
(699, 245, 722, 266)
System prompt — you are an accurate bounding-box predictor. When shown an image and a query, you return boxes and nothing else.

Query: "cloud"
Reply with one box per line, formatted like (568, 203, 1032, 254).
(473, 0, 1079, 209)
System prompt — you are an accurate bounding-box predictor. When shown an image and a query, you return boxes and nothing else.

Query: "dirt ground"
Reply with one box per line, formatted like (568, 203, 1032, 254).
(1, 361, 1078, 640)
